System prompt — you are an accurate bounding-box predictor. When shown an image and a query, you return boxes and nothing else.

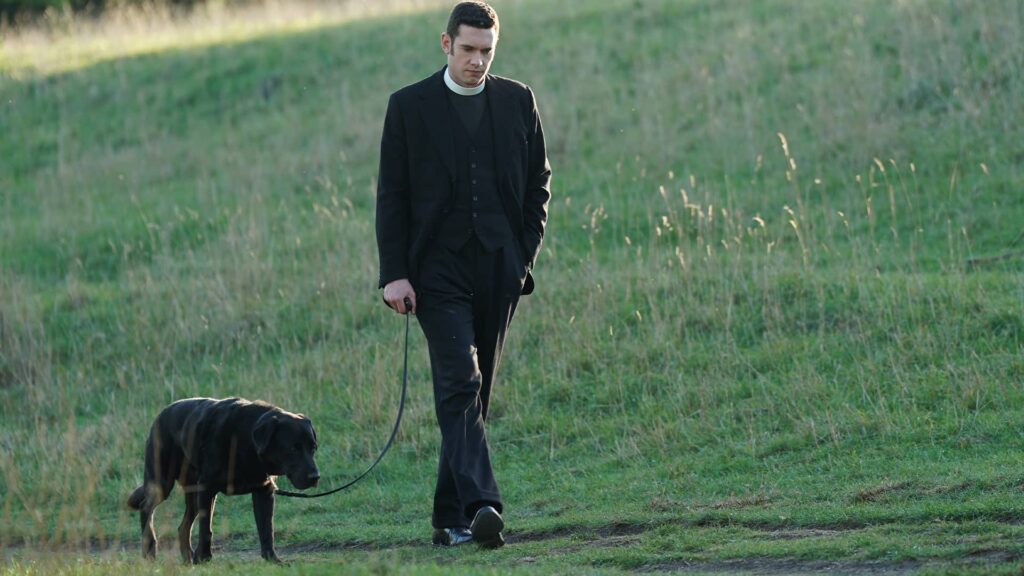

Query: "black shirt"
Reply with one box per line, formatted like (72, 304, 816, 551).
(447, 88, 487, 137)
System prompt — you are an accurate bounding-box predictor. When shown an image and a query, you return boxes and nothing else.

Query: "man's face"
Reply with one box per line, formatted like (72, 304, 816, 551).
(441, 24, 497, 88)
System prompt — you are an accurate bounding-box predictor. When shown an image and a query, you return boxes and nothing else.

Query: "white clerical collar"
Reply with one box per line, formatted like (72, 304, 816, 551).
(444, 67, 485, 96)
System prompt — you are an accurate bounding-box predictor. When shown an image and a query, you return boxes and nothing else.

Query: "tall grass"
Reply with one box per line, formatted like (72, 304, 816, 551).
(0, 0, 454, 75)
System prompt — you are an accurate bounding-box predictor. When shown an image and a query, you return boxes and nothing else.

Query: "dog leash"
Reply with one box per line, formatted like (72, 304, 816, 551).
(275, 300, 411, 499)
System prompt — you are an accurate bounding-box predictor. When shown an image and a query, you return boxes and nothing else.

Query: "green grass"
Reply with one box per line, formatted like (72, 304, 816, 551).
(2, 0, 1024, 573)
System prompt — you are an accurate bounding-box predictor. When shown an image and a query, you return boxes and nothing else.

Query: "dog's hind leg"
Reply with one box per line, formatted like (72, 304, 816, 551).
(177, 463, 200, 561)
(178, 471, 199, 564)
(193, 488, 218, 563)
(139, 429, 182, 559)
(139, 434, 168, 559)
(129, 481, 157, 559)
(139, 503, 158, 559)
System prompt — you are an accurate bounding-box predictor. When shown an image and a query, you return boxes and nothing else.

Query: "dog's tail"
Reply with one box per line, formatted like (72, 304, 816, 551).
(127, 485, 146, 510)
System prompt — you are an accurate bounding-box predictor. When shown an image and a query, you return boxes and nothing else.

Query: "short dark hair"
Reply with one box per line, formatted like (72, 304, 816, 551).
(446, 1, 499, 40)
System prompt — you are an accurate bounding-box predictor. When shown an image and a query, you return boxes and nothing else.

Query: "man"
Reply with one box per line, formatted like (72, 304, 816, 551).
(375, 1, 551, 549)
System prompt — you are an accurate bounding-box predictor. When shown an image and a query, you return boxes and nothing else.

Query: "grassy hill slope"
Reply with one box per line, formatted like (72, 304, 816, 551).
(2, 0, 1024, 573)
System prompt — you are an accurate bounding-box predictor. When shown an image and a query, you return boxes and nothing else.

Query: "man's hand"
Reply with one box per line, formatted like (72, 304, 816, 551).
(383, 279, 417, 314)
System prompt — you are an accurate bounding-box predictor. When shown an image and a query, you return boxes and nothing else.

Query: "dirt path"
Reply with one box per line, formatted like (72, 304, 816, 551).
(4, 519, 1022, 574)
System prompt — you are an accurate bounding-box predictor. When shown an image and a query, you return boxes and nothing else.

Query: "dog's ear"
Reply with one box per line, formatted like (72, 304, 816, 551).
(252, 412, 279, 456)
(306, 418, 318, 450)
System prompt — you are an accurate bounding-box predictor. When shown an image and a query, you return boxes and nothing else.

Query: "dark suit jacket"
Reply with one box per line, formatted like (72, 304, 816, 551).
(376, 67, 552, 295)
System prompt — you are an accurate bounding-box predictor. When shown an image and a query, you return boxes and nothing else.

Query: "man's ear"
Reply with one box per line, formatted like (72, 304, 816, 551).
(252, 413, 279, 456)
(441, 32, 451, 55)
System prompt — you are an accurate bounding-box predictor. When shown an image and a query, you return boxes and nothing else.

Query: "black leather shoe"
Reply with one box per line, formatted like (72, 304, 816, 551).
(432, 527, 472, 546)
(470, 506, 505, 549)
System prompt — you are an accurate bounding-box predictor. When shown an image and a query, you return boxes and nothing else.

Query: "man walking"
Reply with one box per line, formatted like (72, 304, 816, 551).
(375, 1, 551, 549)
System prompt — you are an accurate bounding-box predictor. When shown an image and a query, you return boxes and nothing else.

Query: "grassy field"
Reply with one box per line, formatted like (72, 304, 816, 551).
(2, 0, 1024, 573)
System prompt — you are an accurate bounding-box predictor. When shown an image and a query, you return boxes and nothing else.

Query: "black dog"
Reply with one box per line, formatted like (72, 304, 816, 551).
(127, 397, 319, 563)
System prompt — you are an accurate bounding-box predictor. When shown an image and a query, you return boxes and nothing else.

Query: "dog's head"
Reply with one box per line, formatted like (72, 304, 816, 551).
(252, 409, 320, 490)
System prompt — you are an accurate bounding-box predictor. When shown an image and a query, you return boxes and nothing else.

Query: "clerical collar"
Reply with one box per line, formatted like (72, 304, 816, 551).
(444, 67, 485, 96)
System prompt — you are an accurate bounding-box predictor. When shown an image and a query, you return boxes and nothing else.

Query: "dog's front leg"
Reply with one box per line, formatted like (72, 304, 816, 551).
(193, 489, 217, 563)
(252, 485, 281, 562)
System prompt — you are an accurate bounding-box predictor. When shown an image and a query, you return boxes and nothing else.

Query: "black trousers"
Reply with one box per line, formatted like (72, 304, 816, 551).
(415, 234, 525, 529)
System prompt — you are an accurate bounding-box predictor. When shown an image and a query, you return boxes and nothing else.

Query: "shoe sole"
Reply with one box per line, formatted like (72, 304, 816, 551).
(471, 508, 505, 549)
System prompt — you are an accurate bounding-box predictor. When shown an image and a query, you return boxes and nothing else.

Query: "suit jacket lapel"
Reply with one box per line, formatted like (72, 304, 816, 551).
(485, 75, 513, 185)
(485, 76, 528, 245)
(418, 68, 456, 180)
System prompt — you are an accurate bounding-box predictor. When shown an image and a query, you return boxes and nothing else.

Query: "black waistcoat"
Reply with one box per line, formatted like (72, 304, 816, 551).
(435, 95, 514, 253)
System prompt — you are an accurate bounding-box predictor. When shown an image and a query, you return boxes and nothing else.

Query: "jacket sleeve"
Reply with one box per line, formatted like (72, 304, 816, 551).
(521, 86, 552, 269)
(375, 93, 410, 289)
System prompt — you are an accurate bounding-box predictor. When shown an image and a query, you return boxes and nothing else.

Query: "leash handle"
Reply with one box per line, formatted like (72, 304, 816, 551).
(276, 310, 410, 499)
